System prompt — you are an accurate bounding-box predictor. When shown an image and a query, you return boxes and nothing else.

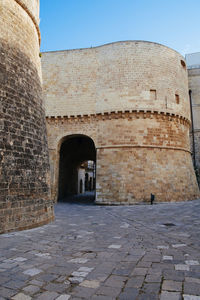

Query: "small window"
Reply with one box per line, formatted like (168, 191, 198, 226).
(175, 94, 179, 104)
(150, 89, 157, 100)
(181, 60, 186, 69)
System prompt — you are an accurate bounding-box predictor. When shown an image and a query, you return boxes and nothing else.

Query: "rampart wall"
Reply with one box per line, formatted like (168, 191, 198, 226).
(44, 41, 190, 119)
(43, 41, 199, 204)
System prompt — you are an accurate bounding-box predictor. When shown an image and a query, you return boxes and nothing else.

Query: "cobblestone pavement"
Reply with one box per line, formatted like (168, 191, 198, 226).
(1, 199, 200, 300)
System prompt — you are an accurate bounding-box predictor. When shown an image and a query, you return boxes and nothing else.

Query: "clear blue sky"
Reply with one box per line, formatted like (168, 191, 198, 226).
(40, 0, 200, 55)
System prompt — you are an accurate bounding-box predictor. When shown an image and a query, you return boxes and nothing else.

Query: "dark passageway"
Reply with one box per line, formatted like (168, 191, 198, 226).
(58, 135, 96, 202)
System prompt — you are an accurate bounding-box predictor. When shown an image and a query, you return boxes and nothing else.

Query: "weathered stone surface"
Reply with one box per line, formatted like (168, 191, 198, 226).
(80, 280, 100, 289)
(22, 284, 40, 295)
(162, 280, 182, 292)
(36, 291, 59, 300)
(160, 291, 181, 300)
(42, 41, 199, 204)
(56, 296, 71, 300)
(0, 0, 54, 234)
(11, 293, 32, 300)
(23, 268, 42, 276)
(0, 200, 200, 299)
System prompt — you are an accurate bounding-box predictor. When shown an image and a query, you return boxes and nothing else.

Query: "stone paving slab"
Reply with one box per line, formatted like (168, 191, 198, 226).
(0, 199, 200, 299)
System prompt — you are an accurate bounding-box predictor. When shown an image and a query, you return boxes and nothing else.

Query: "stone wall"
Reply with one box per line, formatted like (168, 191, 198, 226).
(46, 112, 198, 203)
(43, 41, 190, 120)
(0, 0, 54, 233)
(42, 41, 199, 204)
(187, 67, 200, 177)
(17, 0, 40, 23)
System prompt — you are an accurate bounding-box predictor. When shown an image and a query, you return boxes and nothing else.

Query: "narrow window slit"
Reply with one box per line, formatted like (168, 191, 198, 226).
(175, 94, 180, 104)
(181, 60, 186, 69)
(150, 89, 157, 100)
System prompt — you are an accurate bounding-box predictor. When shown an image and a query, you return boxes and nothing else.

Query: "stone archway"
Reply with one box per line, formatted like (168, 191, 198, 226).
(58, 134, 96, 201)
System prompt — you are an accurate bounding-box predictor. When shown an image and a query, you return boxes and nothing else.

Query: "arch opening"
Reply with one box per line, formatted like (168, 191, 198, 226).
(58, 135, 96, 203)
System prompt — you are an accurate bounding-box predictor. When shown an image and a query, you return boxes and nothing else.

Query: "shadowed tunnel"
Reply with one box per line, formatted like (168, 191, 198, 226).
(58, 135, 96, 201)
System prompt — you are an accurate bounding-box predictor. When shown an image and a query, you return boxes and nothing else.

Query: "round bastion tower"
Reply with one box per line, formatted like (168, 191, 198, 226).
(0, 0, 54, 233)
(95, 42, 200, 203)
(94, 42, 200, 203)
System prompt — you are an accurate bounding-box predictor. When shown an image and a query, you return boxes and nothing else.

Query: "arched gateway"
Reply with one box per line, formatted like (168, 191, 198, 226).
(58, 135, 96, 200)
(43, 41, 199, 204)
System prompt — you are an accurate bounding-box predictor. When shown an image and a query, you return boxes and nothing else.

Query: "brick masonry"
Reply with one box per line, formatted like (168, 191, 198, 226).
(42, 41, 199, 204)
(46, 112, 199, 203)
(0, 0, 54, 233)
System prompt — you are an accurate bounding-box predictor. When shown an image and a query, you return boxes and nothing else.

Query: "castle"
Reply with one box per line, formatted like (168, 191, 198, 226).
(0, 0, 199, 233)
(42, 41, 200, 205)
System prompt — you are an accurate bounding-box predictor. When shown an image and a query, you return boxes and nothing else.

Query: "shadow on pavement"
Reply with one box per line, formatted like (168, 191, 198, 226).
(59, 191, 95, 205)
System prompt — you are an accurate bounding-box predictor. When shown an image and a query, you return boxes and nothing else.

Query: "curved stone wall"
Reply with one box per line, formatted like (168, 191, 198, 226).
(17, 0, 40, 23)
(0, 0, 54, 233)
(43, 41, 199, 203)
(43, 41, 189, 120)
(95, 112, 197, 203)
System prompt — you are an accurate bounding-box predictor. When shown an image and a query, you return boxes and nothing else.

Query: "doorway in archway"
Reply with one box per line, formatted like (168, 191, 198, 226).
(58, 135, 96, 203)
